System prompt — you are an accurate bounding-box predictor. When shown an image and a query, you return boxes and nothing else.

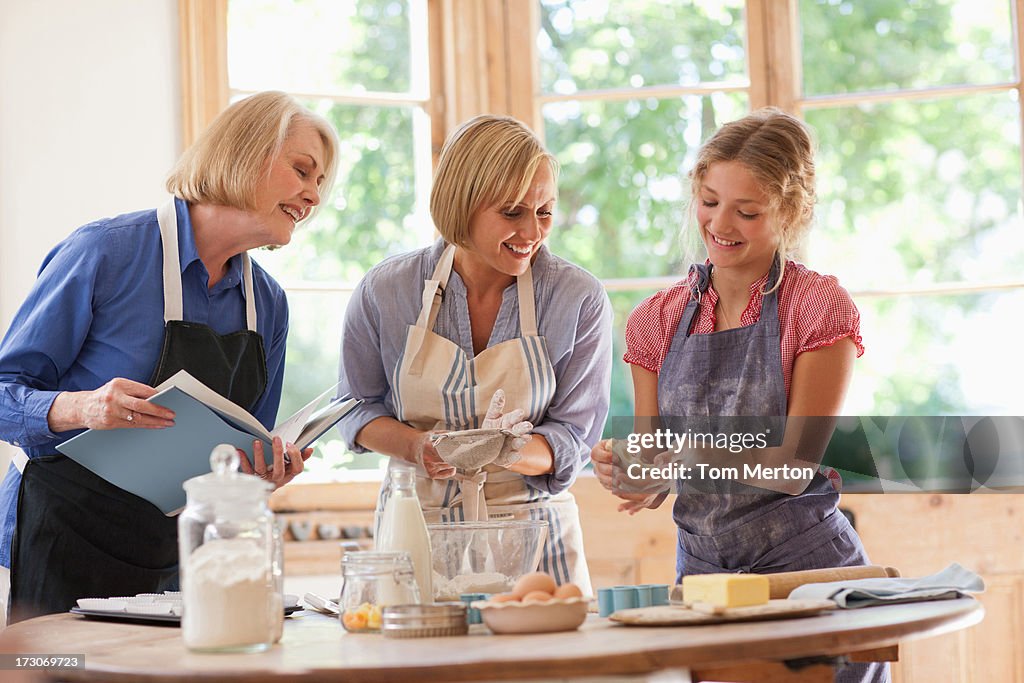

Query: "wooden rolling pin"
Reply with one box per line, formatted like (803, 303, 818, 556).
(765, 565, 900, 599)
(671, 565, 901, 602)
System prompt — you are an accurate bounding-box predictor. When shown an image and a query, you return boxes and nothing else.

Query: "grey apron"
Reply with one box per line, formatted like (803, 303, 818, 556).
(657, 261, 884, 683)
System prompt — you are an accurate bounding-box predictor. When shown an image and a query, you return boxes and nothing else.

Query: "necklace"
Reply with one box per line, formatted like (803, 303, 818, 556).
(710, 269, 738, 331)
(715, 300, 737, 331)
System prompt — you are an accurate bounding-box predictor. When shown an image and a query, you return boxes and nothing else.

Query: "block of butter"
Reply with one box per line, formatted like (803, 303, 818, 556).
(682, 573, 769, 609)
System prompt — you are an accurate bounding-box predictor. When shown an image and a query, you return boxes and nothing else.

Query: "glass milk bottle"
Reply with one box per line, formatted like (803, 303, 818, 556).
(375, 462, 433, 603)
(178, 445, 281, 652)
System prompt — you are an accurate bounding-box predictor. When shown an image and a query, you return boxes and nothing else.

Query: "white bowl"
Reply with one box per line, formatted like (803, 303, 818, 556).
(472, 597, 589, 634)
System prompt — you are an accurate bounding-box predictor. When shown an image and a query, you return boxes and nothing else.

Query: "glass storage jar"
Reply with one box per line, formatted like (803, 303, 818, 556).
(339, 551, 420, 633)
(178, 445, 282, 652)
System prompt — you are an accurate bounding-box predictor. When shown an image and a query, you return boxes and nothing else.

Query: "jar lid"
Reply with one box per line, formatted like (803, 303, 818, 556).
(381, 603, 469, 638)
(182, 444, 272, 500)
(341, 550, 414, 575)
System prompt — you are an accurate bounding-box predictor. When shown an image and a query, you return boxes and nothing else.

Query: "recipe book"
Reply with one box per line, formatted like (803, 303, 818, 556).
(57, 370, 361, 515)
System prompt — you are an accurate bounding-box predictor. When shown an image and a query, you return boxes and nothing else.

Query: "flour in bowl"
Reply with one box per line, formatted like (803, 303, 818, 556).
(433, 571, 513, 601)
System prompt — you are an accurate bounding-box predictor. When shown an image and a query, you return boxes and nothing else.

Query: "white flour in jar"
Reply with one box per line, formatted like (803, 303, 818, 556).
(182, 538, 277, 650)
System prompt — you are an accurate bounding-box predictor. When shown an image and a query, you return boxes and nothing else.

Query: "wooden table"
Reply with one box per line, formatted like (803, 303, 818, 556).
(0, 598, 983, 682)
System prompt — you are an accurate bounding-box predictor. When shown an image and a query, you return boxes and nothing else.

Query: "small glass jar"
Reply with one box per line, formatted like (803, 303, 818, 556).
(339, 551, 420, 633)
(178, 445, 281, 653)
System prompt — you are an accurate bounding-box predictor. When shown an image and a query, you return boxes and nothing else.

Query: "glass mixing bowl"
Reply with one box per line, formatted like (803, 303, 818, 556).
(427, 520, 549, 602)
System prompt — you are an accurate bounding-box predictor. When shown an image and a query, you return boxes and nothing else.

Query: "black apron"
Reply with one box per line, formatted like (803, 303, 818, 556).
(9, 199, 268, 622)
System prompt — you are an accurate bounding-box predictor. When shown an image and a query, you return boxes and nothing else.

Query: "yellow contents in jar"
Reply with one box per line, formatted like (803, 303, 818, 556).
(342, 603, 384, 632)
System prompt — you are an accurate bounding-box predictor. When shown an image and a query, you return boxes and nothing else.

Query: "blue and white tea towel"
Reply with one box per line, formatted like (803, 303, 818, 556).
(788, 563, 985, 608)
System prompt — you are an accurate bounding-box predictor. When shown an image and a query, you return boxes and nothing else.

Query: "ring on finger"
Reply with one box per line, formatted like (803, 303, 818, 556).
(126, 411, 134, 423)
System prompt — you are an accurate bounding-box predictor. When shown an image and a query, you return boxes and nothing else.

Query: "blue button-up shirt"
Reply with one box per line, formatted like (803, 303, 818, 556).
(337, 239, 613, 495)
(0, 198, 290, 566)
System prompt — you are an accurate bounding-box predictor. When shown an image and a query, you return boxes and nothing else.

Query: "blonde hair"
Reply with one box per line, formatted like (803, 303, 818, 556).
(430, 114, 559, 246)
(167, 91, 339, 220)
(689, 107, 816, 290)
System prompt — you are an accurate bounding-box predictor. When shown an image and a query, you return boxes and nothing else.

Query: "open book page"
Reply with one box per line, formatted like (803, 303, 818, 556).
(153, 370, 358, 449)
(294, 395, 361, 448)
(154, 370, 271, 439)
(270, 381, 344, 445)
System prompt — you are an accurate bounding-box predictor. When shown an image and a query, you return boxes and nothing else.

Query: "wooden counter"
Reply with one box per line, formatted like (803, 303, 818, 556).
(0, 598, 983, 682)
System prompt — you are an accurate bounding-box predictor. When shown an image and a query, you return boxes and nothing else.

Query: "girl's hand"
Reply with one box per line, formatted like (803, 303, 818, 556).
(616, 492, 669, 515)
(592, 439, 670, 510)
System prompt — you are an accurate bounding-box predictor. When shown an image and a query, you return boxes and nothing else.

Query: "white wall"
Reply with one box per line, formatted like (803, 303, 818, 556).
(0, 0, 180, 471)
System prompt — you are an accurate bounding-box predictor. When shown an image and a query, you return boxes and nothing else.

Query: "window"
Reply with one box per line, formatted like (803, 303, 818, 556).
(226, 0, 436, 478)
(797, 0, 1023, 415)
(536, 0, 1024, 419)
(537, 0, 750, 420)
(184, 0, 1023, 480)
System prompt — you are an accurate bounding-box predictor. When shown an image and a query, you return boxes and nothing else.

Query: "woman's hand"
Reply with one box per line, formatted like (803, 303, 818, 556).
(237, 437, 312, 490)
(415, 431, 456, 479)
(482, 389, 533, 468)
(47, 378, 176, 432)
(354, 417, 456, 479)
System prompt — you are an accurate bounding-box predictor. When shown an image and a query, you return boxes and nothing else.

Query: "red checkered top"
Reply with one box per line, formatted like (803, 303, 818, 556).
(624, 260, 865, 399)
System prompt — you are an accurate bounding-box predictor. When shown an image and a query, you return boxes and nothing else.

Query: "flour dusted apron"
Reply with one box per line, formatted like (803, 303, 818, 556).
(9, 198, 268, 622)
(381, 244, 591, 591)
(658, 261, 882, 683)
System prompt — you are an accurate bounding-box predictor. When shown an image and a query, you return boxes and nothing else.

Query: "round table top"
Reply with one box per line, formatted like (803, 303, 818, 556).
(0, 598, 983, 682)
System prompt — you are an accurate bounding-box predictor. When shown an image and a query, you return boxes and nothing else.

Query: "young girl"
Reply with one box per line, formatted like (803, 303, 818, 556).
(592, 108, 883, 682)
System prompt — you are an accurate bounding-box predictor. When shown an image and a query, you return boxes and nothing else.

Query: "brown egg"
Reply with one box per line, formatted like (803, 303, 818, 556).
(521, 590, 553, 603)
(489, 592, 519, 603)
(512, 571, 557, 599)
(553, 583, 584, 599)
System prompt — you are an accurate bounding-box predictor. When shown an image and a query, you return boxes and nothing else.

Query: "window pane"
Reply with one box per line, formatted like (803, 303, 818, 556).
(605, 290, 653, 432)
(805, 92, 1024, 291)
(271, 291, 388, 478)
(538, 0, 747, 93)
(254, 99, 425, 283)
(224, 0, 432, 482)
(801, 0, 1014, 95)
(542, 93, 748, 280)
(845, 291, 1023, 416)
(228, 0, 418, 94)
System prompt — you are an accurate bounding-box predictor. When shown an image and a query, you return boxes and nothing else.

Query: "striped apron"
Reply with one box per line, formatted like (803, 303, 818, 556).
(380, 244, 591, 591)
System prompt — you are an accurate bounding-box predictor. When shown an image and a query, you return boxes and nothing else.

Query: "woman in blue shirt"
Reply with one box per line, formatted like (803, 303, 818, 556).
(0, 91, 338, 622)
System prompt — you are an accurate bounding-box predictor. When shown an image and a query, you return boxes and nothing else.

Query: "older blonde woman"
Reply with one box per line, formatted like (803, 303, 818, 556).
(337, 115, 612, 593)
(0, 91, 338, 622)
